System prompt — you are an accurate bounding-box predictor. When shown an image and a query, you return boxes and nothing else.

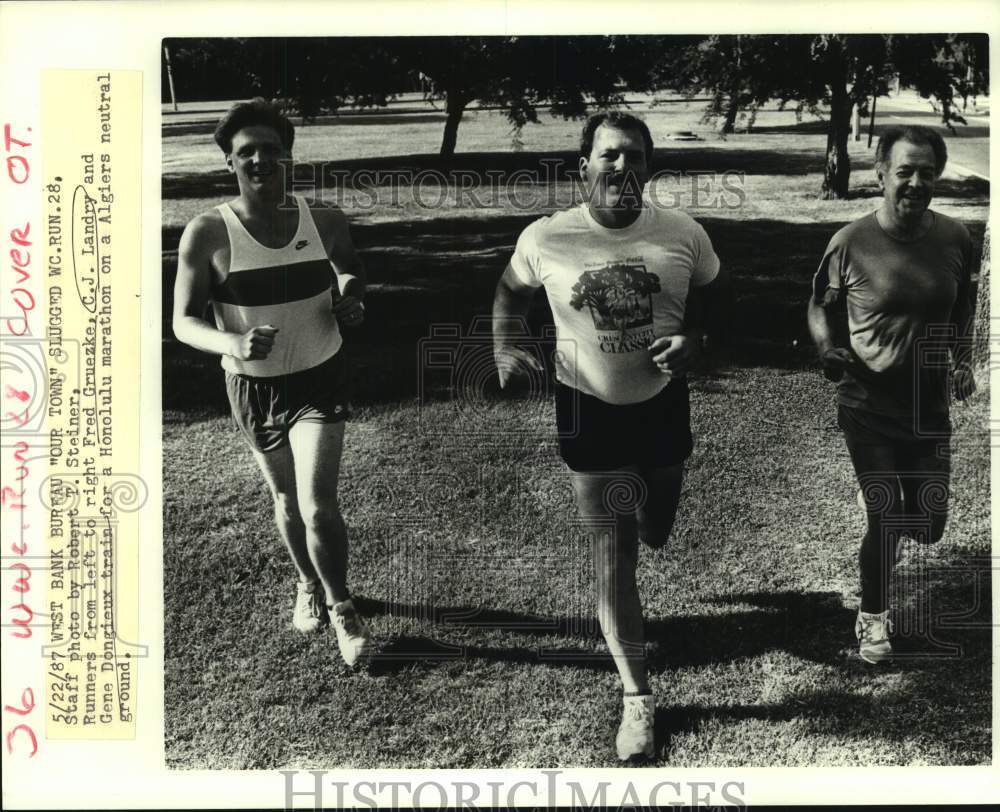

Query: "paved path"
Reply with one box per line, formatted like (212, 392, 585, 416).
(877, 93, 989, 179)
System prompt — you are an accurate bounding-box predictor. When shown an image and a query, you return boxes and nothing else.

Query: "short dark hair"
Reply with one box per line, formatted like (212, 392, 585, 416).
(213, 98, 295, 154)
(580, 112, 654, 165)
(875, 125, 947, 176)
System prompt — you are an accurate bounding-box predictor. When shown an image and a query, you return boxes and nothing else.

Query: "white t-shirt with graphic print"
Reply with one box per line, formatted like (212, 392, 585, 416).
(510, 203, 720, 405)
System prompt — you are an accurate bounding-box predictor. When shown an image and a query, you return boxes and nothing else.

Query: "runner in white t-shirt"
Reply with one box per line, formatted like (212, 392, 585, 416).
(493, 112, 731, 761)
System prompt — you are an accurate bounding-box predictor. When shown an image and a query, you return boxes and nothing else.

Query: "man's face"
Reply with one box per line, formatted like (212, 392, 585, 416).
(227, 125, 289, 195)
(580, 124, 650, 210)
(878, 139, 938, 223)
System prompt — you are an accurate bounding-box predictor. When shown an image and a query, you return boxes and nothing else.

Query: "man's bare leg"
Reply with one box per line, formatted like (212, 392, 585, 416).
(287, 420, 350, 606)
(570, 469, 647, 694)
(288, 419, 372, 666)
(250, 443, 317, 583)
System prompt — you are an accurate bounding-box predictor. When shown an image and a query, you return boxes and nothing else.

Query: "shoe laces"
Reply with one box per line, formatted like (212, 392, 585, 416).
(623, 697, 653, 724)
(857, 612, 892, 642)
(296, 583, 324, 619)
(334, 606, 365, 637)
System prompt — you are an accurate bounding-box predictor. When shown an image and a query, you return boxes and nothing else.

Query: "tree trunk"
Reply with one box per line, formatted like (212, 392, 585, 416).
(867, 96, 877, 148)
(973, 223, 990, 370)
(722, 37, 741, 135)
(722, 96, 739, 134)
(440, 91, 466, 158)
(822, 77, 853, 199)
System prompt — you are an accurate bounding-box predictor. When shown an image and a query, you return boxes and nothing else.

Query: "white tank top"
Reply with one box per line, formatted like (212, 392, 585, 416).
(212, 195, 342, 377)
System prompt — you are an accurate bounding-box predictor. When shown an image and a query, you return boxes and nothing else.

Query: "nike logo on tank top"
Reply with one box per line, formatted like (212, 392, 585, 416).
(212, 195, 342, 377)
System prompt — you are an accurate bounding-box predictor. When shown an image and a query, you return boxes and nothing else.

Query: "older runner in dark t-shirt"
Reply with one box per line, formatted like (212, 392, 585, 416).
(808, 125, 976, 665)
(815, 209, 973, 422)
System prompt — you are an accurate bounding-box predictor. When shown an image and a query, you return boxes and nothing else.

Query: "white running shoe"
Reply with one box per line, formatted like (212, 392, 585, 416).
(855, 610, 893, 664)
(331, 599, 373, 668)
(292, 581, 328, 633)
(616, 694, 655, 761)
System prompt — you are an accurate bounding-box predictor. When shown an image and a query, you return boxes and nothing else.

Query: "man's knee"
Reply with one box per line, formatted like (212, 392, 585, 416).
(298, 500, 341, 531)
(272, 492, 300, 525)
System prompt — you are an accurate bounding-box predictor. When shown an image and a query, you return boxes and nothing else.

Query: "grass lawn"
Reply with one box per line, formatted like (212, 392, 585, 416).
(162, 97, 990, 768)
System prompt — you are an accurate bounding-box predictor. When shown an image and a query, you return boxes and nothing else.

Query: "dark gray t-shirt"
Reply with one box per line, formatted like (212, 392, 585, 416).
(813, 211, 973, 419)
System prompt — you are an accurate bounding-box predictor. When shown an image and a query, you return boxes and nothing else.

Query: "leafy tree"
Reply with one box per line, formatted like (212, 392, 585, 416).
(165, 36, 671, 158)
(658, 34, 794, 135)
(891, 34, 989, 128)
(163, 37, 408, 120)
(401, 35, 665, 157)
(809, 35, 893, 199)
(665, 34, 988, 199)
(163, 38, 263, 102)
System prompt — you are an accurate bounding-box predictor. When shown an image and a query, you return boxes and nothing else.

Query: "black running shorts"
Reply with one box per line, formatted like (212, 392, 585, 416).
(555, 378, 693, 472)
(225, 350, 351, 453)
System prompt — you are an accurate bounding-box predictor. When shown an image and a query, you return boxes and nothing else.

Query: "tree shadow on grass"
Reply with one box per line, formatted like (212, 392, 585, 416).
(355, 579, 989, 763)
(161, 146, 834, 200)
(849, 175, 990, 201)
(656, 679, 988, 765)
(355, 591, 855, 677)
(162, 215, 846, 418)
(162, 211, 988, 417)
(662, 574, 990, 761)
(746, 109, 988, 140)
(162, 112, 454, 139)
(357, 572, 988, 674)
(735, 119, 832, 136)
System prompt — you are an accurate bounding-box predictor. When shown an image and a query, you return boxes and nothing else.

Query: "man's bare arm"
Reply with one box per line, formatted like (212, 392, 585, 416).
(317, 206, 366, 326)
(172, 215, 276, 361)
(807, 294, 854, 382)
(492, 264, 542, 388)
(807, 296, 836, 355)
(322, 206, 367, 300)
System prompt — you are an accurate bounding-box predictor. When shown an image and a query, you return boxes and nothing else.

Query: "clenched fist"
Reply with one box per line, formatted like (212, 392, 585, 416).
(232, 325, 278, 361)
(333, 296, 365, 328)
(820, 347, 853, 382)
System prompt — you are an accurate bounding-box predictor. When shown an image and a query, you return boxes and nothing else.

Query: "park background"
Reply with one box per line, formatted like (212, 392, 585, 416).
(160, 35, 991, 768)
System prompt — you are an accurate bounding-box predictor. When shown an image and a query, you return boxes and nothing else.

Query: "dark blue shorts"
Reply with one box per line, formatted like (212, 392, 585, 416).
(555, 378, 693, 472)
(225, 351, 351, 453)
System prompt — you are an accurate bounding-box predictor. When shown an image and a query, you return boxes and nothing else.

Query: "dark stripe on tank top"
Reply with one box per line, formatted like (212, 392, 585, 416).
(211, 259, 333, 306)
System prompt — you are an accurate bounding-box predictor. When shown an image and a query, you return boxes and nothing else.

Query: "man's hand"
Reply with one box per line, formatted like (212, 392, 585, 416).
(953, 362, 977, 402)
(333, 295, 365, 328)
(819, 347, 853, 382)
(495, 345, 543, 389)
(232, 325, 278, 361)
(649, 334, 697, 377)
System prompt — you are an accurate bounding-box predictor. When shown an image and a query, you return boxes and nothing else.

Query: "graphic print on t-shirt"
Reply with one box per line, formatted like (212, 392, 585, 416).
(569, 260, 660, 353)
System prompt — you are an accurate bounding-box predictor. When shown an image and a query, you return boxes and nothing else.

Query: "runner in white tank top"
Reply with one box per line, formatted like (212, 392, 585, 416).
(213, 194, 343, 377)
(172, 99, 373, 668)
